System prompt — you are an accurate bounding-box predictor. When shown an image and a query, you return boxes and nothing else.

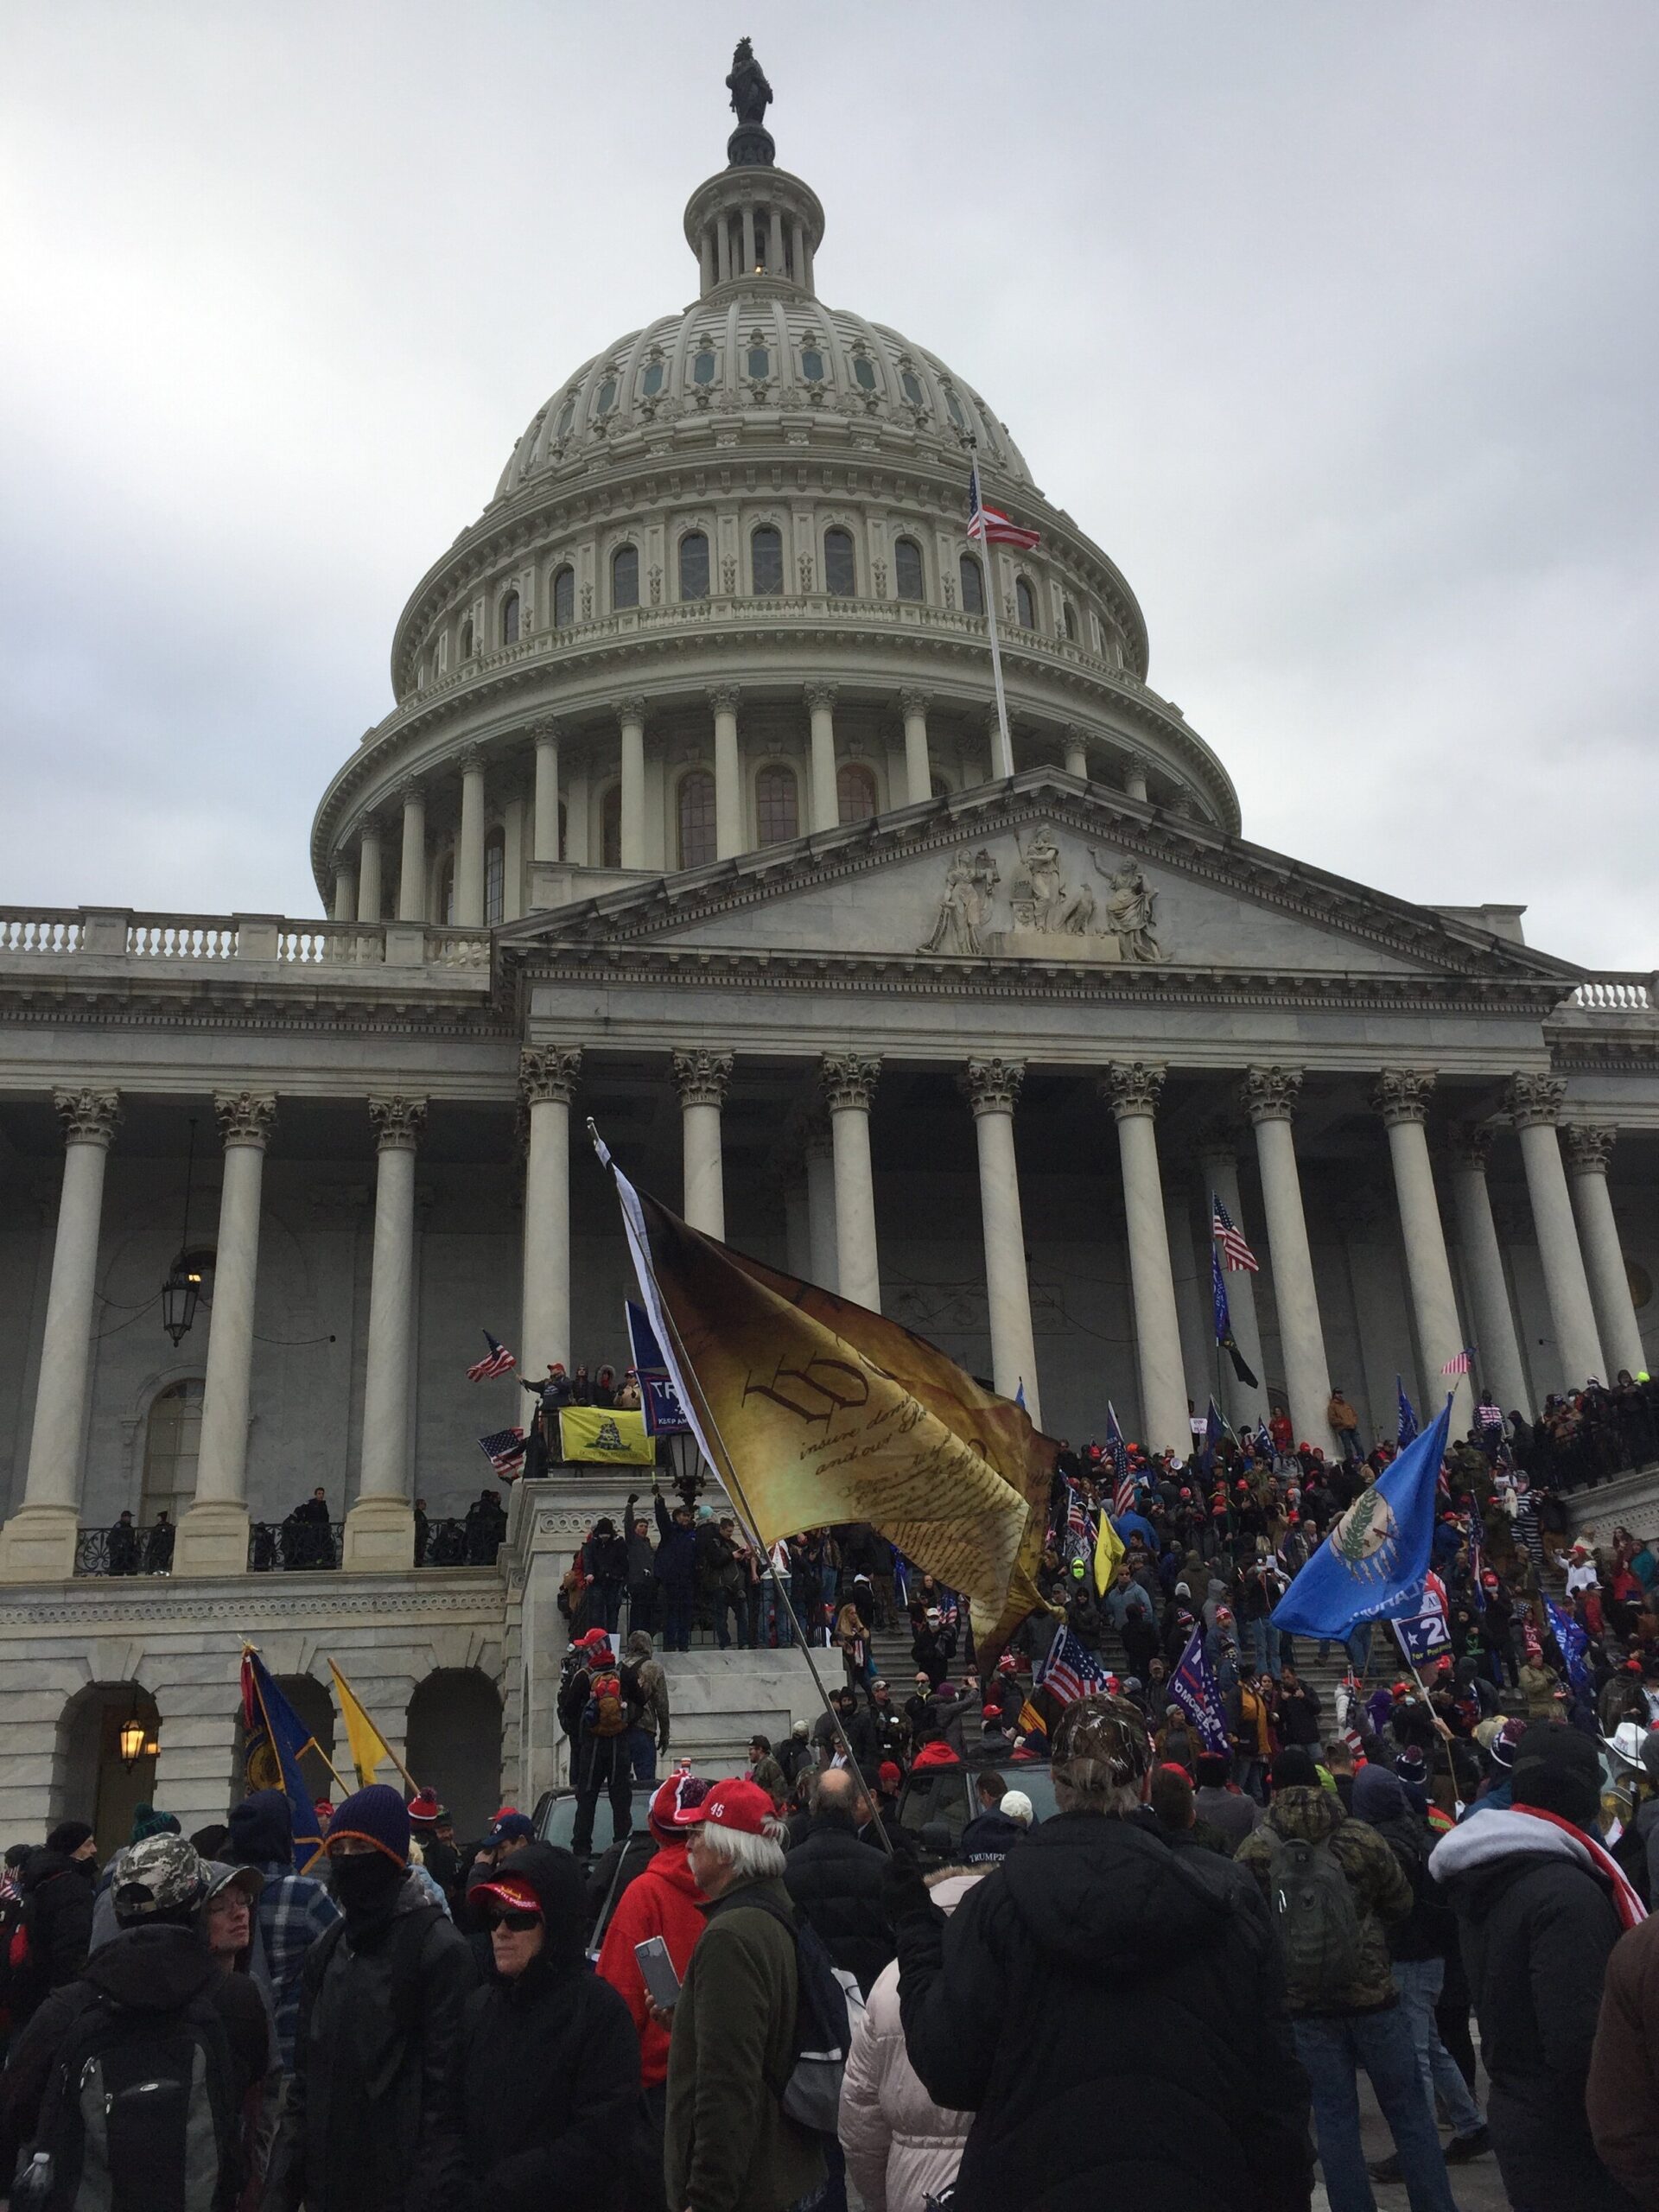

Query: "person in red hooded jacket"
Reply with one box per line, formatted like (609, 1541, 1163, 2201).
(595, 1770, 710, 2157)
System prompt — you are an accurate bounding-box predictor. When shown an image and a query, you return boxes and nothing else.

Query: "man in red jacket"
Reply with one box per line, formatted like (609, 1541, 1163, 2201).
(596, 1770, 711, 2150)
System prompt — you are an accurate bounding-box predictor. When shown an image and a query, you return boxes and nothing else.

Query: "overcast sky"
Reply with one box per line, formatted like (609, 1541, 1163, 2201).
(2, 3, 1654, 968)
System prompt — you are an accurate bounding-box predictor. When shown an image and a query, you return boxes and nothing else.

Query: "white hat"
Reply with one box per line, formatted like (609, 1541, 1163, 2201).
(1001, 1789, 1034, 1827)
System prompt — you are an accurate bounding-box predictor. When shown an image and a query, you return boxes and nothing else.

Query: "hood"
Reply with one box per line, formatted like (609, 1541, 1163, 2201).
(998, 1812, 1230, 1983)
(227, 1789, 292, 1870)
(84, 1924, 219, 2012)
(487, 1842, 588, 1974)
(1264, 1786, 1344, 1846)
(22, 1848, 93, 1897)
(644, 1837, 702, 1901)
(1351, 1767, 1410, 1824)
(1430, 1805, 1600, 1915)
(925, 1869, 986, 1916)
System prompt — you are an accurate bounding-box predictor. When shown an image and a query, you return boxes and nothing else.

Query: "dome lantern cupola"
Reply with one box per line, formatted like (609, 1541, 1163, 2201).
(683, 39, 823, 300)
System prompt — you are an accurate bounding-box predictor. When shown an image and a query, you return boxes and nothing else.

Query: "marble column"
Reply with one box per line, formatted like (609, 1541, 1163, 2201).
(532, 722, 561, 866)
(1063, 725, 1090, 781)
(1196, 1124, 1268, 1432)
(708, 687, 743, 859)
(0, 1089, 122, 1580)
(454, 747, 486, 925)
(332, 864, 355, 923)
(1373, 1069, 1471, 1428)
(342, 1096, 428, 1571)
(820, 1053, 881, 1310)
(805, 683, 839, 833)
(673, 1049, 731, 1240)
(1101, 1063, 1187, 1454)
(899, 690, 931, 808)
(356, 819, 383, 925)
(619, 697, 647, 868)
(1509, 1075, 1605, 1390)
(1564, 1125, 1647, 1380)
(1445, 1124, 1530, 1420)
(1243, 1065, 1332, 1450)
(397, 780, 427, 922)
(804, 1116, 839, 1289)
(519, 1047, 580, 1381)
(175, 1090, 276, 1577)
(1123, 753, 1149, 804)
(960, 1058, 1040, 1421)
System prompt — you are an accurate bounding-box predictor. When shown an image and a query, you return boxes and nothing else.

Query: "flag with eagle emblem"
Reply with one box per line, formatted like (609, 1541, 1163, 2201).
(1270, 1400, 1453, 1637)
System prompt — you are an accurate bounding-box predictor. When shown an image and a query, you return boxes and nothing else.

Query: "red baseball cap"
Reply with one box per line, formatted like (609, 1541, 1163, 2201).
(469, 1872, 542, 1916)
(686, 1777, 775, 1836)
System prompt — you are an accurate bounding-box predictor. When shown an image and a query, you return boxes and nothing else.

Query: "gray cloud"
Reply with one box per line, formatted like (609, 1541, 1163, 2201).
(1, 2, 1654, 968)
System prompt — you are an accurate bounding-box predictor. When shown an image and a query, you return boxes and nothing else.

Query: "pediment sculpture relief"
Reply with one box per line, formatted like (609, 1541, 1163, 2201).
(918, 831, 1165, 963)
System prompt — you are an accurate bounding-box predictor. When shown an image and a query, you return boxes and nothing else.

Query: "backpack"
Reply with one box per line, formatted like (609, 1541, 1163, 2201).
(1264, 1829, 1364, 2007)
(23, 1985, 238, 2212)
(741, 1894, 865, 2137)
(588, 1667, 633, 1738)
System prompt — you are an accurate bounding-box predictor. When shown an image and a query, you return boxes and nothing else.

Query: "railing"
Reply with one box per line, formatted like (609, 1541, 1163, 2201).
(0, 908, 490, 980)
(418, 1515, 494, 1567)
(0, 912, 83, 953)
(278, 922, 385, 965)
(74, 1523, 177, 1576)
(248, 1519, 345, 1570)
(423, 928, 492, 969)
(1572, 978, 1654, 1011)
(127, 917, 238, 959)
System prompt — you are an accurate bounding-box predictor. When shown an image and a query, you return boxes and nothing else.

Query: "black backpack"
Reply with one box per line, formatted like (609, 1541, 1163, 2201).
(740, 1894, 864, 2137)
(23, 1984, 238, 2212)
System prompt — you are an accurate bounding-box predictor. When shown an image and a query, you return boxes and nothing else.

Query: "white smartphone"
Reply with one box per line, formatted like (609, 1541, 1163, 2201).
(634, 1935, 682, 2009)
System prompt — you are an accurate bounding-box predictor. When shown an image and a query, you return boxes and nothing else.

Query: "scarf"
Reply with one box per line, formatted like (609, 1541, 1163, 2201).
(1512, 1804, 1647, 1931)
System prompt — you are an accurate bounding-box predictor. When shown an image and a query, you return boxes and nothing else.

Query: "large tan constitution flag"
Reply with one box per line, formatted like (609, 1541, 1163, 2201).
(600, 1140, 1056, 1653)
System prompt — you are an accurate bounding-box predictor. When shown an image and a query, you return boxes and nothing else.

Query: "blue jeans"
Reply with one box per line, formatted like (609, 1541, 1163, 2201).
(1392, 1957, 1483, 2139)
(627, 1726, 658, 1784)
(1293, 2008, 1463, 2212)
(663, 1586, 693, 1652)
(1247, 1615, 1281, 1680)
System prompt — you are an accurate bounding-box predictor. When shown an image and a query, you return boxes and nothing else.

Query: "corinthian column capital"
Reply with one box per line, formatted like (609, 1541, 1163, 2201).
(705, 685, 742, 716)
(672, 1049, 733, 1109)
(1562, 1123, 1617, 1176)
(1371, 1068, 1437, 1128)
(53, 1087, 122, 1148)
(368, 1095, 429, 1153)
(1099, 1061, 1167, 1122)
(1508, 1072, 1566, 1129)
(820, 1052, 881, 1112)
(899, 689, 931, 721)
(518, 1046, 582, 1108)
(959, 1057, 1026, 1116)
(213, 1090, 277, 1149)
(1447, 1122, 1495, 1173)
(804, 682, 839, 715)
(1242, 1065, 1304, 1126)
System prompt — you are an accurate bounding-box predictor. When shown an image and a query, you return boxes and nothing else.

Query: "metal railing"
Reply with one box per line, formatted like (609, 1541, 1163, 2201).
(73, 1524, 177, 1576)
(248, 1519, 345, 1570)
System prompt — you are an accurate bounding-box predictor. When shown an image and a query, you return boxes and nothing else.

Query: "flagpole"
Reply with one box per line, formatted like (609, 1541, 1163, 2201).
(969, 442, 1016, 781)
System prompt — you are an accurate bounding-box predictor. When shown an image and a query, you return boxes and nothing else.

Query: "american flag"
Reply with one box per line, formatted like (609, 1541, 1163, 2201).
(1065, 1481, 1088, 1543)
(467, 1330, 517, 1382)
(1441, 1348, 1475, 1376)
(966, 465, 1041, 550)
(1211, 1195, 1259, 1273)
(1113, 1471, 1137, 1519)
(1034, 1622, 1113, 1709)
(478, 1426, 526, 1476)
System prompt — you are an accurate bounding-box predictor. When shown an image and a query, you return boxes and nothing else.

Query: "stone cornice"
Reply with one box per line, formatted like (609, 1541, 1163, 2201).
(0, 1570, 504, 1630)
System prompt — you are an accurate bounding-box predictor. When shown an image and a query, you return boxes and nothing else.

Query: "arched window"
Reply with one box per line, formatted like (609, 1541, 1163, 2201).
(601, 785, 622, 868)
(594, 376, 617, 417)
(1062, 600, 1077, 642)
(944, 388, 967, 429)
(140, 1380, 204, 1526)
(484, 830, 505, 926)
(460, 617, 474, 659)
(852, 357, 878, 391)
(893, 537, 925, 602)
(641, 359, 664, 397)
(755, 765, 799, 845)
(677, 771, 717, 868)
(836, 763, 878, 825)
(499, 590, 519, 645)
(901, 368, 925, 406)
(751, 524, 783, 595)
(1015, 576, 1037, 630)
(959, 553, 985, 616)
(612, 544, 639, 611)
(931, 773, 952, 799)
(552, 565, 575, 627)
(823, 527, 855, 598)
(678, 531, 709, 601)
(437, 854, 455, 924)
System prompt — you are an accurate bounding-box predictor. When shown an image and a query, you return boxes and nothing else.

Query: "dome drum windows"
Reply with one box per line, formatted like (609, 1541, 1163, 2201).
(640, 359, 665, 398)
(823, 526, 856, 598)
(677, 769, 717, 869)
(612, 544, 640, 612)
(836, 763, 877, 825)
(893, 537, 925, 603)
(800, 347, 825, 382)
(459, 617, 475, 660)
(755, 764, 799, 845)
(678, 531, 710, 602)
(552, 564, 575, 629)
(1015, 576, 1037, 631)
(751, 524, 784, 595)
(1062, 600, 1077, 642)
(959, 553, 985, 617)
(499, 590, 520, 646)
(691, 347, 718, 387)
(747, 345, 771, 381)
(484, 830, 505, 927)
(900, 368, 925, 407)
(594, 376, 618, 418)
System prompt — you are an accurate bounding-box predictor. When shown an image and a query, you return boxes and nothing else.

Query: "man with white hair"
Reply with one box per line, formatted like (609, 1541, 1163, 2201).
(664, 1777, 825, 2212)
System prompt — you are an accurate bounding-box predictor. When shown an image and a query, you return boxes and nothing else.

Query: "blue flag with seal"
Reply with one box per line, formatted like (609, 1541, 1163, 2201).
(1270, 1399, 1453, 1639)
(1545, 1595, 1592, 1698)
(1170, 1622, 1230, 1754)
(626, 1298, 690, 1435)
(239, 1646, 325, 1871)
(1396, 1377, 1419, 1448)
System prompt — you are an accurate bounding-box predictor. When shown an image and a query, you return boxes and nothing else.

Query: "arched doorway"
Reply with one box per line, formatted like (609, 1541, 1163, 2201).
(405, 1669, 502, 1843)
(58, 1683, 162, 1862)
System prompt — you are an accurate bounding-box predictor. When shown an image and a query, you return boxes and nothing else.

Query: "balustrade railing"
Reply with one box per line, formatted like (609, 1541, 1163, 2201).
(278, 923, 386, 965)
(1572, 978, 1653, 1011)
(127, 916, 238, 959)
(0, 911, 83, 953)
(423, 928, 492, 969)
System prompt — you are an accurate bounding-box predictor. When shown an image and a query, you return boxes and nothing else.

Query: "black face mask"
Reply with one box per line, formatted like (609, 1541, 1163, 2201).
(330, 1853, 404, 1918)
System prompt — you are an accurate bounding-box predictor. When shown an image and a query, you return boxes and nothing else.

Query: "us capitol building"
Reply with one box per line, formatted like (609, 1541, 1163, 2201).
(2, 49, 1655, 1842)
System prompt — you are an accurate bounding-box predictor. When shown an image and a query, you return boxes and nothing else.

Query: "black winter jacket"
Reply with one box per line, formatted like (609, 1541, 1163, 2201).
(652, 1492, 696, 1588)
(897, 1809, 1312, 2212)
(262, 1874, 476, 2212)
(782, 1812, 894, 1997)
(11, 1850, 95, 2026)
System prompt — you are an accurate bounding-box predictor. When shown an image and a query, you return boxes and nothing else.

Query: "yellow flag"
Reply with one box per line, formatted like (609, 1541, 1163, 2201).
(1093, 1509, 1125, 1597)
(557, 1405, 656, 1465)
(328, 1658, 394, 1789)
(614, 1175, 1056, 1656)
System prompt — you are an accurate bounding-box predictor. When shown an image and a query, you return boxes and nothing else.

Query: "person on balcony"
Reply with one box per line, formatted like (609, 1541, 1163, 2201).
(107, 1510, 139, 1575)
(144, 1509, 175, 1573)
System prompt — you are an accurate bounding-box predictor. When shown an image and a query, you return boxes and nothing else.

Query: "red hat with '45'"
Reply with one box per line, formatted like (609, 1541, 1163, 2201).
(685, 1777, 774, 1836)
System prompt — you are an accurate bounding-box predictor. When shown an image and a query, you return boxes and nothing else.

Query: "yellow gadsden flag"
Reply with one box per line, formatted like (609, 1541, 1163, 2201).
(613, 1170, 1057, 1656)
(1093, 1508, 1125, 1598)
(328, 1658, 395, 1789)
(558, 1405, 656, 1465)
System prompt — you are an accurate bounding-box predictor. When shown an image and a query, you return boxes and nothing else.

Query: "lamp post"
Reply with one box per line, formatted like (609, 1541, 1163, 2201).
(161, 1118, 202, 1346)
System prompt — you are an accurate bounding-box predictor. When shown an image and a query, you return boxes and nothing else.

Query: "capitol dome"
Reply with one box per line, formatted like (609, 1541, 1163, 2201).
(309, 60, 1239, 928)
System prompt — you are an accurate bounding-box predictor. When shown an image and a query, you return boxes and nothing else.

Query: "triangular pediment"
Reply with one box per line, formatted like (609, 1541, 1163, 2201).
(498, 772, 1582, 991)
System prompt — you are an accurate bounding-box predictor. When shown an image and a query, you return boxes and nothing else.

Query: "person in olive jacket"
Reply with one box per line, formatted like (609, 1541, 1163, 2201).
(664, 1777, 824, 2212)
(432, 1842, 640, 2212)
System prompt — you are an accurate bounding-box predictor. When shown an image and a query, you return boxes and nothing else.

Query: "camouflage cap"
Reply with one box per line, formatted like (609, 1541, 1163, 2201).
(111, 1833, 207, 1923)
(1051, 1693, 1154, 1801)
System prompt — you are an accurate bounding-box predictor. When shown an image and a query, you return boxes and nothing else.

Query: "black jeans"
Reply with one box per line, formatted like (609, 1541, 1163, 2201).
(662, 1585, 693, 1651)
(714, 1584, 749, 1648)
(571, 1732, 634, 1856)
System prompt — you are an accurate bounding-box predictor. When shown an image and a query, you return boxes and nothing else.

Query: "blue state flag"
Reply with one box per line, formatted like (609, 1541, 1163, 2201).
(1396, 1378, 1419, 1448)
(1211, 1243, 1232, 1345)
(1171, 1622, 1230, 1755)
(1199, 1396, 1224, 1477)
(1545, 1596, 1592, 1698)
(240, 1648, 325, 1871)
(626, 1299, 690, 1435)
(1271, 1400, 1453, 1639)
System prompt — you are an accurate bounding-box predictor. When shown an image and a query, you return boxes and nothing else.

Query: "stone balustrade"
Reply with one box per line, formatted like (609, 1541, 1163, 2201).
(0, 908, 490, 978)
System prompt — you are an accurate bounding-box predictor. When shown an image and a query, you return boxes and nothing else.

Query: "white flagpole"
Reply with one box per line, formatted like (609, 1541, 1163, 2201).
(969, 447, 1017, 781)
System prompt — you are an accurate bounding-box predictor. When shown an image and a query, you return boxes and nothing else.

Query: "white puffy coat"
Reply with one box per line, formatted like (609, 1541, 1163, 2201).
(837, 1869, 981, 2212)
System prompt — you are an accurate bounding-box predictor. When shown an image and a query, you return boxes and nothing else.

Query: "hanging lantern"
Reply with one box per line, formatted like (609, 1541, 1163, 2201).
(118, 1700, 149, 1770)
(161, 1118, 200, 1346)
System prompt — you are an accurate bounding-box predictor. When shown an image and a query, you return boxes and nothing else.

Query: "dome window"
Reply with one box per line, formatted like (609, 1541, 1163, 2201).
(944, 390, 966, 429)
(692, 349, 717, 385)
(901, 369, 925, 407)
(594, 377, 618, 416)
(1015, 577, 1037, 631)
(437, 855, 456, 924)
(755, 765, 799, 846)
(836, 763, 877, 825)
(893, 538, 925, 603)
(678, 531, 710, 602)
(484, 830, 505, 927)
(601, 785, 622, 868)
(677, 771, 717, 869)
(853, 357, 878, 391)
(556, 398, 576, 440)
(641, 360, 664, 397)
(959, 554, 985, 616)
(800, 347, 824, 381)
(747, 346, 770, 380)
(499, 590, 520, 646)
(751, 525, 784, 595)
(612, 545, 639, 612)
(460, 617, 474, 659)
(823, 527, 856, 598)
(1062, 601, 1077, 642)
(552, 565, 575, 629)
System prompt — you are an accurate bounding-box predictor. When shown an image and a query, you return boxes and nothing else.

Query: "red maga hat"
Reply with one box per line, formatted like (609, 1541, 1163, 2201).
(686, 1777, 776, 1836)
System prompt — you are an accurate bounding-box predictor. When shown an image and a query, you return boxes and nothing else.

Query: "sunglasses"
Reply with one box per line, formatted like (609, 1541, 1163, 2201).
(484, 1907, 543, 1933)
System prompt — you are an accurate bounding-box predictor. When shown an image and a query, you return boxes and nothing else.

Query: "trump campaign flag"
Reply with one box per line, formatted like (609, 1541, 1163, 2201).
(1391, 1570, 1453, 1667)
(1170, 1623, 1230, 1755)
(1545, 1596, 1592, 1698)
(626, 1299, 690, 1435)
(1271, 1400, 1453, 1639)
